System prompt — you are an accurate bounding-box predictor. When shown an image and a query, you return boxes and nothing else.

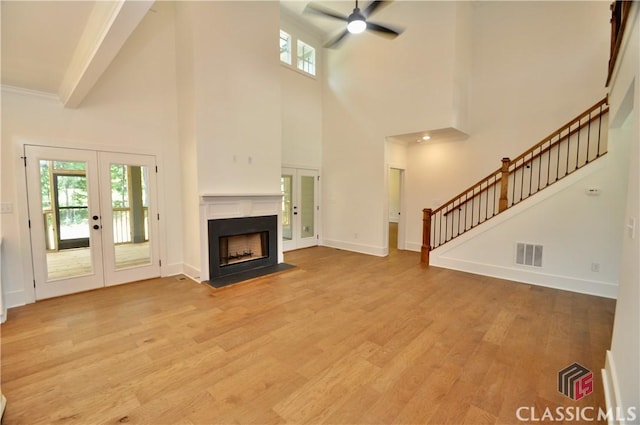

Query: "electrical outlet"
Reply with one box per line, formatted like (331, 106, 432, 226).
(627, 217, 637, 239)
(591, 262, 600, 273)
(0, 203, 13, 214)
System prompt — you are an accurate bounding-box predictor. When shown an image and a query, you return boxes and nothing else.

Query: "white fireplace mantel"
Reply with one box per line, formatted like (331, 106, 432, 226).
(199, 193, 283, 282)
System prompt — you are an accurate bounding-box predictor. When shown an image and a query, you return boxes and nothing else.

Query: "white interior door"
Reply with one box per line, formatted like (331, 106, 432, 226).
(281, 168, 319, 251)
(26, 146, 160, 300)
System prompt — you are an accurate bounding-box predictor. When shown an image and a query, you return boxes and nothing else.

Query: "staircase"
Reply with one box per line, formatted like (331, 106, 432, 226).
(421, 97, 609, 265)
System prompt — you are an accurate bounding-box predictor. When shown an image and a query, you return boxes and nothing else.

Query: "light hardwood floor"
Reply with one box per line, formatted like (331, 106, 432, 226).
(1, 247, 615, 424)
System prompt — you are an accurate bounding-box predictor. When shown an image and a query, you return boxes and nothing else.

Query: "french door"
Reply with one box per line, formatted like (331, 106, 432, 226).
(25, 146, 160, 300)
(281, 168, 319, 251)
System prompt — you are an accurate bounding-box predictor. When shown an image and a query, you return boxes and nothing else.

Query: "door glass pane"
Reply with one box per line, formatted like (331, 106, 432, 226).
(41, 160, 92, 280)
(111, 164, 151, 269)
(300, 175, 315, 238)
(56, 175, 89, 242)
(281, 175, 293, 241)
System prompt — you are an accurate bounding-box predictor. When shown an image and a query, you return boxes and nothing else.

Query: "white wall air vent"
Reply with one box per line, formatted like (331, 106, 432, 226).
(516, 242, 543, 267)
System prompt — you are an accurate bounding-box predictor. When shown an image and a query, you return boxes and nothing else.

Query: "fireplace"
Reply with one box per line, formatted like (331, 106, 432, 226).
(219, 232, 267, 266)
(208, 215, 278, 281)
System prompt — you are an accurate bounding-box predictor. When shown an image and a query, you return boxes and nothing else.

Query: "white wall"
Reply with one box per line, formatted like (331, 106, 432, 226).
(174, 1, 282, 280)
(468, 1, 609, 170)
(404, 1, 611, 251)
(322, 2, 460, 255)
(429, 135, 629, 299)
(603, 3, 640, 419)
(0, 2, 182, 308)
(280, 10, 323, 170)
(323, 2, 609, 258)
(174, 1, 200, 279)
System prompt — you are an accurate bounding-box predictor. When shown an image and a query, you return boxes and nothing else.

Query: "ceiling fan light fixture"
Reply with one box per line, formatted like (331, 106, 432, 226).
(347, 9, 367, 34)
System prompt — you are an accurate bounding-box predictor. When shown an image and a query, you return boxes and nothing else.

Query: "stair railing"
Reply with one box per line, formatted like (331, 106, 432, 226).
(421, 97, 609, 265)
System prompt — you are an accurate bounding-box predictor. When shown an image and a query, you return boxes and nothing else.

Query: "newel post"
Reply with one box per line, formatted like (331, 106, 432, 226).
(499, 157, 510, 213)
(421, 208, 432, 266)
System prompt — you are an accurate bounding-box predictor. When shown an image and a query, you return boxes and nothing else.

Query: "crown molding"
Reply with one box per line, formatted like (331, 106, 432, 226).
(1, 85, 60, 102)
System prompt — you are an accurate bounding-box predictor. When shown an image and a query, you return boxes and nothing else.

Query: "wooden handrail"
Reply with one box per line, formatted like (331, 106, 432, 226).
(435, 98, 607, 218)
(510, 106, 609, 174)
(432, 167, 502, 216)
(441, 159, 507, 217)
(442, 178, 499, 217)
(606, 1, 633, 86)
(422, 97, 610, 266)
(510, 98, 608, 166)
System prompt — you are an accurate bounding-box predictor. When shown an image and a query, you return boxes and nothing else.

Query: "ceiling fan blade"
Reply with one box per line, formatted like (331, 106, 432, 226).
(366, 21, 403, 39)
(304, 3, 348, 22)
(324, 29, 350, 49)
(363, 0, 390, 18)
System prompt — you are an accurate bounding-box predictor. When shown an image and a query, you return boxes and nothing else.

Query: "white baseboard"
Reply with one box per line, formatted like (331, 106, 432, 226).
(161, 262, 183, 277)
(182, 263, 202, 282)
(430, 256, 618, 299)
(602, 352, 618, 425)
(5, 290, 26, 310)
(602, 350, 629, 425)
(0, 307, 6, 324)
(321, 239, 387, 257)
(405, 242, 422, 252)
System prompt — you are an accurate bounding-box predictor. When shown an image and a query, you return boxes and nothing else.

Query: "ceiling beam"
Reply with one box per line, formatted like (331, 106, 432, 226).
(58, 0, 153, 108)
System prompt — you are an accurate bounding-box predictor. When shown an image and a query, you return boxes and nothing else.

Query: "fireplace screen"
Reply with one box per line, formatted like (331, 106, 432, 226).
(219, 232, 268, 266)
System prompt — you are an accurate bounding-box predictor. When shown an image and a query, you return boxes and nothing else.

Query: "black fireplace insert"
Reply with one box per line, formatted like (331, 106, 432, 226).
(208, 215, 278, 280)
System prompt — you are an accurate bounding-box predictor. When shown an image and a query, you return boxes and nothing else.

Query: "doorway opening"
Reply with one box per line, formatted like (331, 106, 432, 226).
(388, 167, 405, 251)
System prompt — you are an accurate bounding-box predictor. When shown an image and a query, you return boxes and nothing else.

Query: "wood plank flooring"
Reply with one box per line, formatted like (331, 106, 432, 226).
(1, 247, 615, 424)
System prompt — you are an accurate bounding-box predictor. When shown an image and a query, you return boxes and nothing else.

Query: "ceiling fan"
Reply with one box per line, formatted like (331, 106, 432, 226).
(303, 0, 404, 49)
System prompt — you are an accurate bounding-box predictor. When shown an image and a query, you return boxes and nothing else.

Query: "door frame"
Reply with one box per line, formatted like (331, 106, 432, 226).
(387, 166, 406, 251)
(281, 167, 320, 252)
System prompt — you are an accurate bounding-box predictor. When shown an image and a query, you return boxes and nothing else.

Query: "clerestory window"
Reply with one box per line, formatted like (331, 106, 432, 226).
(280, 29, 317, 77)
(296, 40, 316, 76)
(280, 30, 292, 65)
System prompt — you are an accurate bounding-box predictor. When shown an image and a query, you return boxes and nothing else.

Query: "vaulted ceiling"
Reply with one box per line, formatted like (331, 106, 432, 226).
(1, 0, 404, 106)
(1, 0, 153, 107)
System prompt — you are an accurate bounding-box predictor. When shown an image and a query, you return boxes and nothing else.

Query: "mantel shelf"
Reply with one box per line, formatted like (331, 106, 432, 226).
(201, 193, 283, 200)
